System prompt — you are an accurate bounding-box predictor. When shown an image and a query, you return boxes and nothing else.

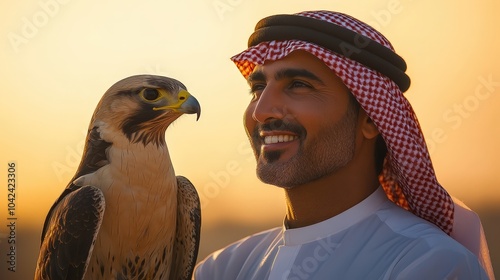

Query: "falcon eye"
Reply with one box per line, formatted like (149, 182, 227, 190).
(141, 88, 161, 101)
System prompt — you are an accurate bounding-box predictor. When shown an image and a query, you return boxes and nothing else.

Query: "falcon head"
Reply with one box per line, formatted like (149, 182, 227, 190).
(91, 75, 201, 146)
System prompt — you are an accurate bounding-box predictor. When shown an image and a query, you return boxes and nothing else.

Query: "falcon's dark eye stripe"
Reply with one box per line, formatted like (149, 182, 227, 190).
(143, 88, 160, 101)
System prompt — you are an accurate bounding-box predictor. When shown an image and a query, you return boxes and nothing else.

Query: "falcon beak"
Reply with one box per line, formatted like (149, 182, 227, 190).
(153, 90, 201, 121)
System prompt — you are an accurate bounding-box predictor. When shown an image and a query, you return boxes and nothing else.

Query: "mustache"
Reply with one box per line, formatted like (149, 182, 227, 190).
(252, 119, 307, 140)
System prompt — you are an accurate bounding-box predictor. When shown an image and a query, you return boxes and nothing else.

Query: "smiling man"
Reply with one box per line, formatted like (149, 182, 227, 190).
(195, 10, 491, 279)
(246, 51, 381, 230)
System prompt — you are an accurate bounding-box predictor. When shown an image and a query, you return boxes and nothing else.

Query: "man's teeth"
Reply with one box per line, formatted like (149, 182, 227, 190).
(264, 135, 297, 144)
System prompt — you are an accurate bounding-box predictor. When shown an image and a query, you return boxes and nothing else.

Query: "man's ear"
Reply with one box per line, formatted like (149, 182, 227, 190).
(358, 109, 380, 140)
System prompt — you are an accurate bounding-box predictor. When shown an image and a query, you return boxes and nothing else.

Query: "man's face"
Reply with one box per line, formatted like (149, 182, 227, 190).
(244, 50, 360, 189)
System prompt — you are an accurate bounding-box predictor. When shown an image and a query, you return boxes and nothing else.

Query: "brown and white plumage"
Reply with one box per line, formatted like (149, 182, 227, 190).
(35, 75, 201, 280)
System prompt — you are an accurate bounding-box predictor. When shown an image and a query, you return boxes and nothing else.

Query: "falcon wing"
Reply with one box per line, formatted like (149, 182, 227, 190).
(169, 176, 201, 280)
(34, 185, 105, 280)
(35, 125, 110, 280)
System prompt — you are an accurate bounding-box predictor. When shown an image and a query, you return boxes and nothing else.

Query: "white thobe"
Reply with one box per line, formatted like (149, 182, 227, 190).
(194, 188, 488, 279)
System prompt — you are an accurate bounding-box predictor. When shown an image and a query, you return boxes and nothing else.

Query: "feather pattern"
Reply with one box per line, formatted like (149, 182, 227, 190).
(34, 75, 201, 280)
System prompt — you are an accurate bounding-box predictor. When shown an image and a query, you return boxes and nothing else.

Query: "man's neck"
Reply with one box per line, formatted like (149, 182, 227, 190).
(284, 168, 379, 229)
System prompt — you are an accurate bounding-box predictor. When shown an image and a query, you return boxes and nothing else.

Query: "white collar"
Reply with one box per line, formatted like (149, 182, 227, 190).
(282, 187, 389, 246)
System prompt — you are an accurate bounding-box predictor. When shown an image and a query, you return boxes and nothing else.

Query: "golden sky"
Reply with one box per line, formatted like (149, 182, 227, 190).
(1, 0, 499, 231)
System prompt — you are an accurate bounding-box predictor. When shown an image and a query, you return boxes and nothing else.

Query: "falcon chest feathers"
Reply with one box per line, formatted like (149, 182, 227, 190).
(35, 75, 202, 280)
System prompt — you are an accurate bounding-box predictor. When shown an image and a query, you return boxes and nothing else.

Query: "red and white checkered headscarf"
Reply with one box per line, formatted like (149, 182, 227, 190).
(231, 10, 454, 234)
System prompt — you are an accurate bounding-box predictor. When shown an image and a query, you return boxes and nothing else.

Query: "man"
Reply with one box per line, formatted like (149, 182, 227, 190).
(195, 10, 493, 279)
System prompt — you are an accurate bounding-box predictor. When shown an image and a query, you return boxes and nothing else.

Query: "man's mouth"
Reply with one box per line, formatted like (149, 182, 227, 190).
(251, 119, 306, 157)
(257, 132, 300, 163)
(263, 134, 299, 144)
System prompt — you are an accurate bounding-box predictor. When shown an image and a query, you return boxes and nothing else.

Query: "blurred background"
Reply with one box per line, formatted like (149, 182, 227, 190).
(0, 0, 498, 279)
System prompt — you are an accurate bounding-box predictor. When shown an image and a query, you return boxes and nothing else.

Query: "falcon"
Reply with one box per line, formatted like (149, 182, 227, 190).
(34, 75, 202, 280)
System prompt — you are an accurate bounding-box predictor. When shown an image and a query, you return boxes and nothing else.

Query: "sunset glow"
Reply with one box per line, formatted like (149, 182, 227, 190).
(0, 1, 499, 278)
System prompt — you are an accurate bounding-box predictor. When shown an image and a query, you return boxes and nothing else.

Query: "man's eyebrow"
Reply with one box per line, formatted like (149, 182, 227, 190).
(275, 68, 325, 85)
(247, 68, 325, 85)
(247, 70, 266, 84)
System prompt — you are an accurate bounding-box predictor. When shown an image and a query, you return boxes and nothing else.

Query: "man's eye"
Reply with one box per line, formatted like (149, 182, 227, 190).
(249, 84, 265, 93)
(249, 84, 265, 100)
(289, 80, 311, 88)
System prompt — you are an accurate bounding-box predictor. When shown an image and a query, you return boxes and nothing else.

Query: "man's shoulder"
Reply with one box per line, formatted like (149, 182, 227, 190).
(377, 200, 451, 239)
(214, 226, 282, 258)
(194, 227, 282, 278)
(372, 203, 488, 278)
(390, 232, 489, 279)
(355, 201, 477, 260)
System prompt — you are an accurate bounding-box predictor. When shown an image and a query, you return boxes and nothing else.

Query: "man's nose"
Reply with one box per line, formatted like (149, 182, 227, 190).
(252, 85, 286, 124)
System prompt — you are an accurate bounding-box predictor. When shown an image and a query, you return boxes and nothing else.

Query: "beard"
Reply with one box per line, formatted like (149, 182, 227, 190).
(250, 104, 359, 189)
